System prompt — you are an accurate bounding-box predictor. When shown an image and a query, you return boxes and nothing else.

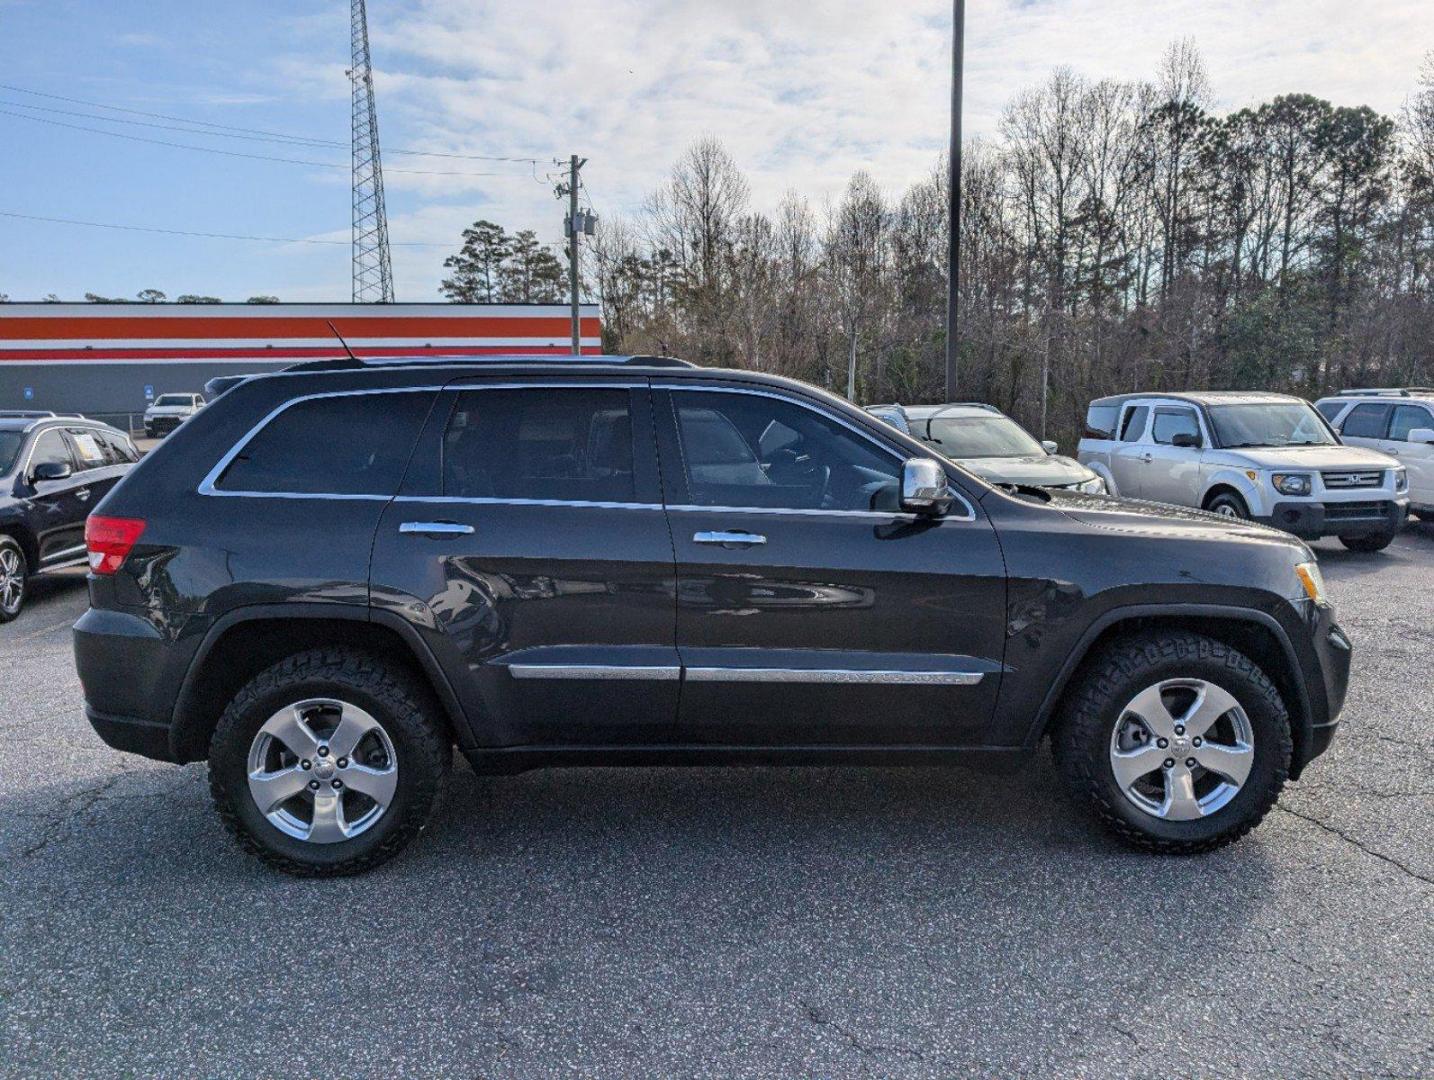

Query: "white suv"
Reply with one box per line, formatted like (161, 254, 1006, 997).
(1078, 391, 1409, 552)
(1314, 389, 1434, 520)
(143, 393, 205, 437)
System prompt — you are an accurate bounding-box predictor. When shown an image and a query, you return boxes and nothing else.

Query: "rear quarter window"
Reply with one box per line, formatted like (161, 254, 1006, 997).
(213, 391, 435, 496)
(1083, 404, 1119, 440)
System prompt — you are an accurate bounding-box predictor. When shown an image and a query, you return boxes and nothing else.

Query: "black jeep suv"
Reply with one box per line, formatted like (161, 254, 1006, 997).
(0, 413, 140, 620)
(74, 357, 1351, 875)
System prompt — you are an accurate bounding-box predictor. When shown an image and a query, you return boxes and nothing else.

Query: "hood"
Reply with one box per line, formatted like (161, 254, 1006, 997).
(950, 453, 1096, 488)
(1209, 444, 1398, 470)
(1028, 487, 1308, 550)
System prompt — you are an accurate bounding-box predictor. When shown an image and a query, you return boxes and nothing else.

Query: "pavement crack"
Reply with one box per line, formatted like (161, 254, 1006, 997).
(800, 1000, 926, 1063)
(17, 774, 126, 859)
(1276, 805, 1434, 888)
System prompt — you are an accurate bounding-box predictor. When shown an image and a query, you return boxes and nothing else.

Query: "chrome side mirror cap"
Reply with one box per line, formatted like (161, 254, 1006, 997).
(901, 458, 954, 516)
(1041, 439, 1058, 454)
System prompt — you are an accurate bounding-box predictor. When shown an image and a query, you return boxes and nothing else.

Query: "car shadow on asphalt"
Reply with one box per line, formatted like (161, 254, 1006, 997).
(1, 751, 1282, 904)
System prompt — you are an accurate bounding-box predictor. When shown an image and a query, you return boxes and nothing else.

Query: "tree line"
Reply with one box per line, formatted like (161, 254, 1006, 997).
(558, 40, 1434, 448)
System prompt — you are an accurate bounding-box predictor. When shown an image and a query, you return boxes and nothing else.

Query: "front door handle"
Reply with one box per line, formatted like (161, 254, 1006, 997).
(694, 530, 766, 546)
(1139, 453, 1153, 463)
(399, 521, 474, 536)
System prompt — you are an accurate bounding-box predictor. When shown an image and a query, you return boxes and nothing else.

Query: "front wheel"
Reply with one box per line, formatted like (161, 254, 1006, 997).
(1053, 631, 1292, 853)
(209, 648, 450, 876)
(1339, 531, 1395, 553)
(0, 536, 28, 622)
(1206, 492, 1250, 520)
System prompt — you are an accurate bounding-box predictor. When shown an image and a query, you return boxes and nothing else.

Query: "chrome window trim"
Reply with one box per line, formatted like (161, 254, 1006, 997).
(508, 664, 681, 681)
(19, 426, 78, 483)
(197, 385, 446, 499)
(40, 543, 88, 564)
(684, 667, 985, 686)
(395, 495, 663, 511)
(657, 382, 978, 523)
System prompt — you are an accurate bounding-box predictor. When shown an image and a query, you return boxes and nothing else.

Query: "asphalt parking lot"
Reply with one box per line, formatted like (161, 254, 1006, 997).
(1, 526, 1431, 1078)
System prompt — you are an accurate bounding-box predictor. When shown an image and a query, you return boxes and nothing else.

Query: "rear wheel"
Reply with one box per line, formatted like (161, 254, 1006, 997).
(1053, 631, 1291, 853)
(1206, 492, 1249, 520)
(0, 536, 27, 622)
(1339, 531, 1395, 552)
(208, 648, 450, 876)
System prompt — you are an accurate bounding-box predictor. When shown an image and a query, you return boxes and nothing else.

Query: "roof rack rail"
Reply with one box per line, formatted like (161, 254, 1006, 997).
(1333, 387, 1434, 397)
(0, 409, 58, 418)
(278, 353, 697, 374)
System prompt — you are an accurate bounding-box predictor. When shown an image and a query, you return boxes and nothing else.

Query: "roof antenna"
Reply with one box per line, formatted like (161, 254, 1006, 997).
(326, 321, 360, 363)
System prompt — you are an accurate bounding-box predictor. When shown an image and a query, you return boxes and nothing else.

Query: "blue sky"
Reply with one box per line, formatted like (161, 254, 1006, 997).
(2, 0, 1432, 303)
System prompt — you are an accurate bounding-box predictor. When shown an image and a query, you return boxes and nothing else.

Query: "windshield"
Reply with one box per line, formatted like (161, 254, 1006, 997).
(1208, 403, 1337, 449)
(154, 395, 191, 406)
(0, 431, 22, 474)
(922, 415, 1045, 458)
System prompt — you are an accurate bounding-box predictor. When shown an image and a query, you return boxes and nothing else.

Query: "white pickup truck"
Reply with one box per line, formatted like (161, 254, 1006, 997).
(143, 393, 205, 437)
(1078, 391, 1408, 552)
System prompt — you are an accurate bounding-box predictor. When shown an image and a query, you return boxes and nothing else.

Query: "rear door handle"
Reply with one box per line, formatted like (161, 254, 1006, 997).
(1139, 453, 1153, 463)
(694, 530, 766, 546)
(75, 487, 91, 501)
(399, 521, 474, 536)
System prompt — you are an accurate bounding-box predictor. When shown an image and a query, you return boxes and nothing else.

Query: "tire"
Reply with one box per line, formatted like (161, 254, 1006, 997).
(1052, 631, 1292, 854)
(0, 535, 27, 622)
(1206, 492, 1250, 521)
(208, 647, 450, 876)
(1339, 531, 1395, 552)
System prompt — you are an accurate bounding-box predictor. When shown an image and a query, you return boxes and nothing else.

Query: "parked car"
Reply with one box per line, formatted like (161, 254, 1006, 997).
(1314, 389, 1434, 519)
(144, 392, 205, 437)
(1078, 391, 1408, 551)
(76, 356, 1350, 874)
(865, 402, 1106, 493)
(0, 414, 140, 620)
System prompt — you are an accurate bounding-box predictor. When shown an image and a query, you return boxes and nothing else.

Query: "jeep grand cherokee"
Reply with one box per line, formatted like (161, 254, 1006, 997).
(74, 356, 1351, 875)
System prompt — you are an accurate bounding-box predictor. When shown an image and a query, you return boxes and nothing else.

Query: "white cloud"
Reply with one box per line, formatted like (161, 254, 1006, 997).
(261, 0, 1434, 299)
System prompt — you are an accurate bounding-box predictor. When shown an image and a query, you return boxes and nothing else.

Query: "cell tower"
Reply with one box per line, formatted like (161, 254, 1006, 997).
(349, 0, 394, 302)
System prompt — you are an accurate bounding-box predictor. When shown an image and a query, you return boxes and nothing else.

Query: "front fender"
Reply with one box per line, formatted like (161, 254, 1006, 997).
(1202, 466, 1267, 515)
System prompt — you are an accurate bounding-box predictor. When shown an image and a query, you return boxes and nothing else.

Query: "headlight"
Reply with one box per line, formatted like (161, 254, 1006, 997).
(1272, 472, 1313, 496)
(1076, 476, 1107, 495)
(1394, 468, 1408, 493)
(1295, 561, 1327, 605)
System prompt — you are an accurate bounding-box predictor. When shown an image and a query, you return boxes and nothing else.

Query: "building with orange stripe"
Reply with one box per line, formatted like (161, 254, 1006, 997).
(0, 302, 602, 425)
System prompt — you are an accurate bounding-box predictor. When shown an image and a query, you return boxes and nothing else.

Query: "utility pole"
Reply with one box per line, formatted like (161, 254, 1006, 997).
(944, 0, 965, 398)
(563, 154, 588, 354)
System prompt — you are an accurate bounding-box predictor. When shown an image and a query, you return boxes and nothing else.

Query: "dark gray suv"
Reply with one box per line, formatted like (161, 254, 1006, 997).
(74, 356, 1350, 875)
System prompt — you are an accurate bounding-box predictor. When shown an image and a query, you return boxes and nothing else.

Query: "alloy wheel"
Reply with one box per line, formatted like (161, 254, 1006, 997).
(0, 547, 24, 615)
(245, 698, 398, 843)
(1108, 678, 1254, 820)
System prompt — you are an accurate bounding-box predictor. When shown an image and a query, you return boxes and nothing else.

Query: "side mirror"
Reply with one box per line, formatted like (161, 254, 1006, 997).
(901, 458, 954, 516)
(1041, 440, 1058, 455)
(1408, 427, 1434, 446)
(32, 460, 72, 482)
(1171, 432, 1202, 448)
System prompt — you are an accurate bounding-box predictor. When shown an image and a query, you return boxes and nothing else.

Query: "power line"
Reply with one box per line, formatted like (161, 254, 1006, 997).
(0, 209, 451, 247)
(0, 108, 529, 177)
(0, 82, 556, 163)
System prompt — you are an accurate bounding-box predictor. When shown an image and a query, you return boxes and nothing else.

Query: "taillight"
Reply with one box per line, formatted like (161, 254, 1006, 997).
(85, 515, 146, 575)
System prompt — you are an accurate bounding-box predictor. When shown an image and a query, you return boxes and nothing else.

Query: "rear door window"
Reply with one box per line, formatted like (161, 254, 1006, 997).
(67, 428, 110, 471)
(1339, 402, 1392, 439)
(1389, 404, 1434, 441)
(442, 388, 637, 504)
(1119, 405, 1150, 442)
(215, 391, 435, 496)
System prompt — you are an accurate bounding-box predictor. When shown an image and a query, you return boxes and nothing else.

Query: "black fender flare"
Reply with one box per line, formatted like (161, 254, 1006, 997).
(169, 603, 475, 761)
(1024, 602, 1314, 763)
